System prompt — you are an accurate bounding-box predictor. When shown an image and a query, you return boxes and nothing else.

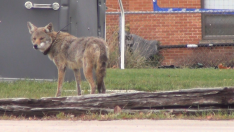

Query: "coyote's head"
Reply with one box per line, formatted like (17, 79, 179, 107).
(27, 22, 54, 54)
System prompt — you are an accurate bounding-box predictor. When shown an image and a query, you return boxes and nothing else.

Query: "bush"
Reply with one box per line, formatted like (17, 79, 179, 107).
(106, 25, 162, 68)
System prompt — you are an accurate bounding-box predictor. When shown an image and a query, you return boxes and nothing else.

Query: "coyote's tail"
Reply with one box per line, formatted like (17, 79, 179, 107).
(96, 39, 108, 93)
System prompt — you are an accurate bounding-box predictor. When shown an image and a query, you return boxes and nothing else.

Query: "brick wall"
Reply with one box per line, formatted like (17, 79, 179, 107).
(106, 0, 234, 67)
(129, 0, 152, 11)
(158, 0, 201, 8)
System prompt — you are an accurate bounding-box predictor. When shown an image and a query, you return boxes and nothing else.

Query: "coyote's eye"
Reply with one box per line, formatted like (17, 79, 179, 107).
(33, 38, 36, 41)
(40, 37, 44, 40)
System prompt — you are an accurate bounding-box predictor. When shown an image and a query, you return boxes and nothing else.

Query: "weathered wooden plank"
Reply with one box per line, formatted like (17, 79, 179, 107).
(0, 87, 233, 116)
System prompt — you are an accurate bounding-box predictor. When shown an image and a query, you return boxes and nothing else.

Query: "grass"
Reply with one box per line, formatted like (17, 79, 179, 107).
(0, 68, 234, 120)
(106, 68, 234, 91)
(0, 68, 234, 98)
(1, 111, 234, 120)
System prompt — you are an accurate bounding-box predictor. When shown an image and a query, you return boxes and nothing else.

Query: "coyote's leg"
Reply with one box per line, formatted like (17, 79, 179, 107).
(97, 79, 106, 93)
(56, 67, 66, 97)
(83, 58, 96, 94)
(101, 82, 106, 93)
(73, 69, 82, 95)
(96, 62, 106, 93)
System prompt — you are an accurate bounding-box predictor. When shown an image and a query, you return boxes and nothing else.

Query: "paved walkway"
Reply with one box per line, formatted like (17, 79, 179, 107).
(1, 120, 234, 132)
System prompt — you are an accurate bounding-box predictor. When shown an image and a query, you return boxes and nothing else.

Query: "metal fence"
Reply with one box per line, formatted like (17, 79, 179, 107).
(106, 1, 234, 69)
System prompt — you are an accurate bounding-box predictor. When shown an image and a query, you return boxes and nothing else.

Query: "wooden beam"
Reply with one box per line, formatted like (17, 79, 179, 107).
(0, 87, 233, 116)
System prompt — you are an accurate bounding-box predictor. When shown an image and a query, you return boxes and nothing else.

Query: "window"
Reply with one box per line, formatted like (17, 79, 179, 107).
(202, 0, 234, 39)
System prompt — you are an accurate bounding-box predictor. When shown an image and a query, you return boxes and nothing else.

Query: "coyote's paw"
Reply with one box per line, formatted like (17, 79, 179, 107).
(55, 93, 61, 97)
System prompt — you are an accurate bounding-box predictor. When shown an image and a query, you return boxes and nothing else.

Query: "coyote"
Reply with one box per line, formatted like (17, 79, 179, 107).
(27, 22, 108, 97)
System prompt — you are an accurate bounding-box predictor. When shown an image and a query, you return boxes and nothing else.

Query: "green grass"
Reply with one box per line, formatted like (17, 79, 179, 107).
(1, 111, 234, 120)
(106, 68, 234, 91)
(0, 68, 234, 98)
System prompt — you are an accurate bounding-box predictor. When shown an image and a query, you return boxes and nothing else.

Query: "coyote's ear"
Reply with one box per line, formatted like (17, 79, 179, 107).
(44, 22, 54, 33)
(27, 22, 37, 34)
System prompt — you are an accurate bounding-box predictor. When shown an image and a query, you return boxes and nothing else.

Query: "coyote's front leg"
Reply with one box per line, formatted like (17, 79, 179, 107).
(56, 67, 66, 97)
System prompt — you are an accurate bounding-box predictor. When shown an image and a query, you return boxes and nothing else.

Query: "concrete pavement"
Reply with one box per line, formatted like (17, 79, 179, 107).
(1, 120, 234, 132)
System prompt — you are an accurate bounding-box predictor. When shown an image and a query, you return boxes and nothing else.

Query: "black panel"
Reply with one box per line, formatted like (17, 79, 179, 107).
(69, 0, 98, 37)
(0, 0, 106, 81)
(59, 0, 69, 32)
(0, 0, 60, 79)
(97, 0, 106, 38)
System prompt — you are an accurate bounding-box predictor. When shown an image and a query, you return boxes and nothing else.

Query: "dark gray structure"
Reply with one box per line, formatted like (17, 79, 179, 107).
(0, 0, 106, 80)
(125, 33, 159, 60)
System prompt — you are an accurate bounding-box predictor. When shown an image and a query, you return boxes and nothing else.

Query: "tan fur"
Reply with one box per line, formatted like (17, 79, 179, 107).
(27, 22, 109, 97)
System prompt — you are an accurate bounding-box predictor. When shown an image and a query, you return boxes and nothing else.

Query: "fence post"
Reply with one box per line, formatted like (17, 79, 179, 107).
(118, 0, 125, 69)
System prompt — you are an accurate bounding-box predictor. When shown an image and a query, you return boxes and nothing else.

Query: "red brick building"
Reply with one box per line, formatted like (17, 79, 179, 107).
(106, 0, 234, 67)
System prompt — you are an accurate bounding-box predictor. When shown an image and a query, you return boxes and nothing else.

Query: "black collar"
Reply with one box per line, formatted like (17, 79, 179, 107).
(43, 23, 71, 55)
(43, 41, 53, 55)
(43, 31, 60, 55)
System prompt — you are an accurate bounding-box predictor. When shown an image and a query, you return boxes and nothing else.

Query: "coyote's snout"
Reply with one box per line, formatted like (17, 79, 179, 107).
(27, 22, 109, 97)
